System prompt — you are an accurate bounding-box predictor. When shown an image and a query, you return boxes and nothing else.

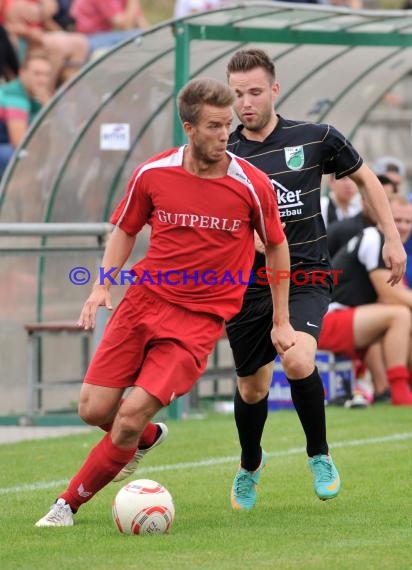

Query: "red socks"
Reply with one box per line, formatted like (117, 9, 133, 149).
(387, 366, 412, 406)
(99, 420, 158, 448)
(98, 397, 158, 448)
(138, 422, 159, 448)
(60, 433, 136, 511)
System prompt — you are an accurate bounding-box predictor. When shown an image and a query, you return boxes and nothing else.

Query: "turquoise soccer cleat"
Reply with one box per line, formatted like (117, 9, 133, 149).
(231, 450, 267, 511)
(308, 454, 341, 500)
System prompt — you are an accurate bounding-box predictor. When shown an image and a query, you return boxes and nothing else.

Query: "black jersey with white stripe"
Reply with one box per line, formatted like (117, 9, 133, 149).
(330, 227, 386, 307)
(227, 116, 363, 287)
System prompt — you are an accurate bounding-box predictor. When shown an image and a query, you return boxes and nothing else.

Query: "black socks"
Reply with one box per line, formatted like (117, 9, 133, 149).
(234, 367, 328, 469)
(234, 388, 268, 471)
(288, 367, 328, 457)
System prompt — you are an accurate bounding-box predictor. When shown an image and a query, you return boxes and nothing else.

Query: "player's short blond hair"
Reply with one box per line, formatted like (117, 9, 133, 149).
(177, 77, 234, 125)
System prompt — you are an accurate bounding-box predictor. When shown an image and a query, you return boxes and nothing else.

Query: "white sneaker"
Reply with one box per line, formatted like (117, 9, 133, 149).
(35, 498, 74, 527)
(344, 392, 369, 409)
(113, 422, 168, 483)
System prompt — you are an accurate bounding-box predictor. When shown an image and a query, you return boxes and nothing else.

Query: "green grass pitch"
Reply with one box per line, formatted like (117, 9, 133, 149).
(0, 405, 411, 570)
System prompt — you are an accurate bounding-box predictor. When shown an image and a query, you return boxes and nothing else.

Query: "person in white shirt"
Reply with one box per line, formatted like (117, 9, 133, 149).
(174, 0, 225, 19)
(321, 173, 362, 228)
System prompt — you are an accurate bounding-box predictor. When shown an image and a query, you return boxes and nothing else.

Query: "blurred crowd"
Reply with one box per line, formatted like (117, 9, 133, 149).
(0, 0, 150, 178)
(2, 1, 412, 179)
(320, 155, 412, 407)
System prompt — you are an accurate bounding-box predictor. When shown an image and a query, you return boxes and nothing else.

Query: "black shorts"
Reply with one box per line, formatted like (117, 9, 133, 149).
(226, 282, 331, 377)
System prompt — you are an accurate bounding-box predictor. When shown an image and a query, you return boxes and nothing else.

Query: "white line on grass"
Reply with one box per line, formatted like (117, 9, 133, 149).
(1, 431, 411, 496)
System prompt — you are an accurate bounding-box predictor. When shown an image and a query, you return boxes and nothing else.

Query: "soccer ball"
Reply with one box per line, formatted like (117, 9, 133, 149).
(112, 479, 175, 535)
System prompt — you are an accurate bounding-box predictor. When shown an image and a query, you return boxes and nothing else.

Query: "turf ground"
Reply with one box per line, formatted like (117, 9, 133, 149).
(0, 405, 411, 570)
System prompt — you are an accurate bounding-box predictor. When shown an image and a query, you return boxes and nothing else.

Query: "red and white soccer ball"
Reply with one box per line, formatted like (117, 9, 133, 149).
(112, 479, 175, 536)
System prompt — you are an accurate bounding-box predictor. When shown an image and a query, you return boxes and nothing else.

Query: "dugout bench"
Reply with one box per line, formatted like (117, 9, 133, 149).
(24, 322, 236, 423)
(25, 321, 92, 422)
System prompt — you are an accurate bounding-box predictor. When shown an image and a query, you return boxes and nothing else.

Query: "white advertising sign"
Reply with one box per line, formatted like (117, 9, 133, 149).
(100, 123, 130, 151)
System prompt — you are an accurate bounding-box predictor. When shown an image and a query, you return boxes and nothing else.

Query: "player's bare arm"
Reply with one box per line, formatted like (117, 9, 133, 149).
(254, 230, 265, 253)
(264, 239, 297, 356)
(349, 164, 406, 285)
(78, 227, 136, 330)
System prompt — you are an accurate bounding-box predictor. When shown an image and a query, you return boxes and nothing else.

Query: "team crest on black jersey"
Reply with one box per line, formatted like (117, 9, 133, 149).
(284, 146, 304, 170)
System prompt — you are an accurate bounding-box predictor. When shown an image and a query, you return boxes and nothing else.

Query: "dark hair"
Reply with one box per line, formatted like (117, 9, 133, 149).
(226, 49, 275, 82)
(177, 77, 234, 125)
(386, 163, 401, 174)
(377, 174, 398, 194)
(0, 26, 19, 80)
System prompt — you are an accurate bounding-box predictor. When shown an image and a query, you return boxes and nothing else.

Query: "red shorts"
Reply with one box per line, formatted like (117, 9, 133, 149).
(85, 285, 224, 406)
(318, 308, 360, 360)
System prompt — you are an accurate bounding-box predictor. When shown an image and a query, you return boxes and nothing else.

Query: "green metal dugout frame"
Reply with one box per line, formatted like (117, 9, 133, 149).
(1, 2, 412, 419)
(172, 9, 412, 145)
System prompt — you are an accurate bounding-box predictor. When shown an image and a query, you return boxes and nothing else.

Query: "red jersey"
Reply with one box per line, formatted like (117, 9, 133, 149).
(110, 146, 284, 320)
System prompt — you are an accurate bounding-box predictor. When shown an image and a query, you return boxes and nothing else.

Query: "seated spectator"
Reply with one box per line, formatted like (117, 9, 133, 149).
(326, 174, 397, 258)
(320, 172, 362, 228)
(319, 196, 412, 406)
(373, 155, 406, 195)
(4, 0, 89, 87)
(70, 0, 149, 53)
(0, 50, 52, 178)
(377, 173, 400, 199)
(0, 24, 19, 81)
(52, 0, 75, 31)
(327, 197, 374, 259)
(0, 0, 9, 23)
(372, 162, 412, 290)
(391, 195, 412, 247)
(405, 228, 412, 289)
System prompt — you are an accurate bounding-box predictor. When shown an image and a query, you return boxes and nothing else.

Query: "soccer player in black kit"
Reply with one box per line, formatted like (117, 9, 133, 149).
(225, 49, 406, 509)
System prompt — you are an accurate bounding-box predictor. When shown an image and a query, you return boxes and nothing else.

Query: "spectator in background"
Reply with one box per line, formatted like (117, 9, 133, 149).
(373, 155, 406, 195)
(0, 0, 9, 23)
(70, 0, 149, 53)
(0, 0, 9, 25)
(174, 0, 226, 19)
(319, 195, 412, 406)
(52, 0, 75, 31)
(0, 25, 19, 81)
(327, 193, 374, 259)
(326, 176, 399, 403)
(0, 50, 52, 178)
(373, 156, 412, 289)
(326, 174, 398, 258)
(4, 0, 89, 87)
(320, 172, 362, 228)
(320, 0, 363, 6)
(404, 220, 412, 288)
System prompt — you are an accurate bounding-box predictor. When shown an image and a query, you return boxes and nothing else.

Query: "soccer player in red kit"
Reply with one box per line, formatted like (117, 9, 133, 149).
(35, 77, 296, 527)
